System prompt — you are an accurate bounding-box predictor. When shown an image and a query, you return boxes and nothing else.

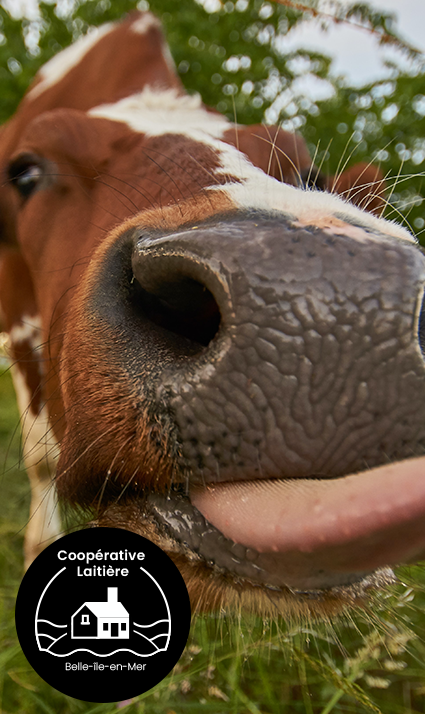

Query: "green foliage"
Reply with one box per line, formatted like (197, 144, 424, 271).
(152, 0, 327, 126)
(0, 7, 38, 123)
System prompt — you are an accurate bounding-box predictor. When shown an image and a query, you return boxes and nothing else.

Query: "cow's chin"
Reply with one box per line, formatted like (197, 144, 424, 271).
(95, 454, 425, 617)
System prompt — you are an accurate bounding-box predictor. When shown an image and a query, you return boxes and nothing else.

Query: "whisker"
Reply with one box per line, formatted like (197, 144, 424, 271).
(249, 130, 302, 186)
(264, 125, 285, 183)
(305, 140, 321, 189)
(142, 144, 218, 199)
(95, 436, 134, 512)
(330, 131, 362, 194)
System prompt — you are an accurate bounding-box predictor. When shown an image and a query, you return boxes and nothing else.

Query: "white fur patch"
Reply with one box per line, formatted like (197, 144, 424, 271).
(10, 362, 60, 568)
(7, 313, 60, 565)
(28, 23, 115, 100)
(131, 12, 161, 34)
(9, 314, 42, 348)
(11, 364, 59, 473)
(224, 173, 416, 244)
(89, 87, 230, 139)
(89, 88, 415, 246)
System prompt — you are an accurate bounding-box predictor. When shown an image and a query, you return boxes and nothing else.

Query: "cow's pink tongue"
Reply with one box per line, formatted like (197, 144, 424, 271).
(191, 457, 425, 589)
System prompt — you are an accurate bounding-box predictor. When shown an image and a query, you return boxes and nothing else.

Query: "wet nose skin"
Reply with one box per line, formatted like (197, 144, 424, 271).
(131, 212, 425, 485)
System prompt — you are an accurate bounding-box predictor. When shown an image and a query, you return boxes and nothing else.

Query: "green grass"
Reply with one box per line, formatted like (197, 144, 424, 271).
(1, 363, 425, 713)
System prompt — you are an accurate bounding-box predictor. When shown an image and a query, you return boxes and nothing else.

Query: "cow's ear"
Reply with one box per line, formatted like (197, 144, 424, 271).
(326, 162, 386, 216)
(24, 12, 181, 113)
(223, 124, 313, 187)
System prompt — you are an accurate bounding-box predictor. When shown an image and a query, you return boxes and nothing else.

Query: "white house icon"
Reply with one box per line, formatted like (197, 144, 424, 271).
(71, 587, 130, 639)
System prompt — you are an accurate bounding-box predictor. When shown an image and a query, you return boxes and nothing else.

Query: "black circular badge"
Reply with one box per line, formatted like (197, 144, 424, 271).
(15, 528, 191, 702)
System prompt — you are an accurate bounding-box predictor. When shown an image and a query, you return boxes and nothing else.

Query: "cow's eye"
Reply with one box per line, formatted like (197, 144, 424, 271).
(8, 158, 44, 199)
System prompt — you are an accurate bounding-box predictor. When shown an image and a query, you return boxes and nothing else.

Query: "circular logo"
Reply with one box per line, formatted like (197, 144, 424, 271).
(15, 528, 191, 702)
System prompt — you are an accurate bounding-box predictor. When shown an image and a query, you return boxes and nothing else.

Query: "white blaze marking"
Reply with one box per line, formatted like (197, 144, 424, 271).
(27, 23, 115, 100)
(89, 87, 415, 246)
(224, 175, 416, 245)
(89, 87, 230, 139)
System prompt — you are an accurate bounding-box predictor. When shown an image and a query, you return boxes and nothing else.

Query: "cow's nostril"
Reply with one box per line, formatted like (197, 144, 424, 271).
(131, 274, 221, 347)
(131, 233, 232, 349)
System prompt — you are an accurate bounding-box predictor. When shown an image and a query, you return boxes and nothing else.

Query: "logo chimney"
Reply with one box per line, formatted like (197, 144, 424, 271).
(107, 587, 118, 603)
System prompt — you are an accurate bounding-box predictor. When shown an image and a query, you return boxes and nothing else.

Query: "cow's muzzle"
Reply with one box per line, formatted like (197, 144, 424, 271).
(59, 211, 425, 592)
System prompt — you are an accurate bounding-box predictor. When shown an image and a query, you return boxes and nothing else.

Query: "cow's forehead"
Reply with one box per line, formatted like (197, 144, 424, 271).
(88, 87, 415, 246)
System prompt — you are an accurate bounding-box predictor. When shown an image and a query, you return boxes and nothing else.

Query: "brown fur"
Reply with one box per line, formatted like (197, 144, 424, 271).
(223, 124, 313, 186)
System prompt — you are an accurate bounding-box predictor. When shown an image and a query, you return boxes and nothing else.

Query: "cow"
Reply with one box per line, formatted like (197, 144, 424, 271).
(1, 10, 423, 620)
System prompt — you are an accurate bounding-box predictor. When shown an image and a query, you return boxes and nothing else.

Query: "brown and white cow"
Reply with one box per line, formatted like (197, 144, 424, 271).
(1, 11, 423, 619)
